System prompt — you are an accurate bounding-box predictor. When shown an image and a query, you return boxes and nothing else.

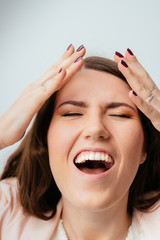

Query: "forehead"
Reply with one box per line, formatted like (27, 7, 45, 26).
(55, 69, 132, 105)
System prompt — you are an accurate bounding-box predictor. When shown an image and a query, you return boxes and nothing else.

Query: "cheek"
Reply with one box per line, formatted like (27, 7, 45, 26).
(113, 123, 146, 198)
(47, 120, 79, 197)
(48, 122, 68, 154)
(117, 121, 144, 152)
(47, 122, 68, 189)
(47, 122, 66, 169)
(127, 126, 144, 157)
(47, 120, 78, 174)
(117, 123, 145, 173)
(47, 120, 78, 153)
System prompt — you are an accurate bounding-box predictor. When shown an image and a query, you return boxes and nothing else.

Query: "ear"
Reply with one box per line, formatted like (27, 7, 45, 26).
(140, 152, 147, 164)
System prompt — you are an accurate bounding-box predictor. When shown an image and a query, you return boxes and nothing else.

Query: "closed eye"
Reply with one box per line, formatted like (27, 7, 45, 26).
(62, 113, 83, 117)
(109, 114, 131, 118)
(62, 113, 131, 118)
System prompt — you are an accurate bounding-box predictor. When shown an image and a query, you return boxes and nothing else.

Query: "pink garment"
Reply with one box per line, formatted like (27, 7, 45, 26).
(0, 178, 160, 240)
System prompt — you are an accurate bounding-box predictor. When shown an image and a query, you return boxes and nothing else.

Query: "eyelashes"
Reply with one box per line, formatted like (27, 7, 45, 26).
(62, 113, 131, 118)
(62, 113, 83, 117)
(109, 114, 131, 119)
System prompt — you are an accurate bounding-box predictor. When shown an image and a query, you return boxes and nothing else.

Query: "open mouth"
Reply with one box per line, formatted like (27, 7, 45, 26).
(74, 151, 114, 175)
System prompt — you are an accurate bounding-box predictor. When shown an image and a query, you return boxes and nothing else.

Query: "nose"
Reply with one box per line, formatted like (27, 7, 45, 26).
(82, 113, 110, 142)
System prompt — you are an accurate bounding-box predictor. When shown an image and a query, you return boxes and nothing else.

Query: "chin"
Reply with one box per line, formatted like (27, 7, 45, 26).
(69, 192, 112, 212)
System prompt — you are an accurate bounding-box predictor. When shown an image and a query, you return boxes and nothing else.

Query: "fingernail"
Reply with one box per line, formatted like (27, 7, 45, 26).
(127, 48, 134, 55)
(132, 90, 137, 96)
(74, 56, 82, 63)
(58, 67, 63, 73)
(67, 44, 72, 51)
(115, 51, 124, 58)
(121, 60, 128, 68)
(76, 45, 84, 52)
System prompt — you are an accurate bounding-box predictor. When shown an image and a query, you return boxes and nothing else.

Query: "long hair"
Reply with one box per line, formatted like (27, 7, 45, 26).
(1, 56, 160, 220)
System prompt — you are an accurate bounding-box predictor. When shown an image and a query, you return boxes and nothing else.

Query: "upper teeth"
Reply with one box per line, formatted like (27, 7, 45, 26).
(75, 151, 113, 164)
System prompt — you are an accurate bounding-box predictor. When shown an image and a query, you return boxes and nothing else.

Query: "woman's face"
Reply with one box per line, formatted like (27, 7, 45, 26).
(47, 69, 146, 212)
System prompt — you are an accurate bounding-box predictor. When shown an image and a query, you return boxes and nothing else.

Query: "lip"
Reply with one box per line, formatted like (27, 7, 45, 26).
(73, 148, 115, 180)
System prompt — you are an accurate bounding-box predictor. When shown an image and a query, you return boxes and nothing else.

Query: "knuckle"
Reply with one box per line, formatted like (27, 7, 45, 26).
(137, 70, 149, 80)
(125, 67, 133, 76)
(40, 82, 48, 93)
(131, 55, 137, 63)
(146, 105, 153, 115)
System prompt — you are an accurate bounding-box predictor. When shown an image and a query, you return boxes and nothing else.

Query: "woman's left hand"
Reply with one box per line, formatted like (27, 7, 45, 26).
(114, 49, 160, 132)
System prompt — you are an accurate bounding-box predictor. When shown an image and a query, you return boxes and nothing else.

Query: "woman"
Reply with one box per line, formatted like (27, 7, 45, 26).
(0, 44, 160, 240)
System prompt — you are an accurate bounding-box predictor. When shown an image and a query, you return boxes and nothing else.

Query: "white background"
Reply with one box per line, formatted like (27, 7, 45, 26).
(1, 0, 160, 173)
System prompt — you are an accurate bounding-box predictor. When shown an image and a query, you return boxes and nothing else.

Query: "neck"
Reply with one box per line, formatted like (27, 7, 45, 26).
(62, 196, 131, 240)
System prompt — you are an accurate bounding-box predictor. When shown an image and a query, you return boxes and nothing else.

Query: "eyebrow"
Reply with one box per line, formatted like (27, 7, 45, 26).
(55, 100, 136, 112)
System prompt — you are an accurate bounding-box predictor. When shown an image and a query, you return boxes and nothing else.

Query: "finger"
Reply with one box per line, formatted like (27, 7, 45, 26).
(114, 51, 124, 62)
(12, 69, 65, 116)
(41, 46, 86, 87)
(117, 56, 160, 113)
(115, 49, 146, 74)
(124, 49, 156, 88)
(115, 49, 157, 91)
(115, 55, 160, 102)
(58, 56, 84, 87)
(34, 44, 75, 87)
(40, 67, 67, 98)
(58, 44, 86, 70)
(27, 68, 66, 113)
(117, 58, 140, 91)
(54, 44, 75, 67)
(36, 55, 84, 109)
(124, 49, 148, 74)
(36, 44, 85, 86)
(129, 90, 160, 131)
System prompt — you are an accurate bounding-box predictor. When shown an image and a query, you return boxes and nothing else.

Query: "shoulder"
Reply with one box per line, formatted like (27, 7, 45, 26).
(134, 200, 160, 240)
(0, 177, 19, 191)
(0, 177, 19, 211)
(0, 177, 63, 239)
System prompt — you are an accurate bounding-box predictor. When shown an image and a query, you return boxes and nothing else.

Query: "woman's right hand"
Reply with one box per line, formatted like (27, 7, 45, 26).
(0, 44, 86, 149)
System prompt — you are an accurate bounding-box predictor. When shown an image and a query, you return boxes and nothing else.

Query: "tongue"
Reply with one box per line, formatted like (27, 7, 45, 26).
(80, 167, 107, 174)
(76, 160, 108, 174)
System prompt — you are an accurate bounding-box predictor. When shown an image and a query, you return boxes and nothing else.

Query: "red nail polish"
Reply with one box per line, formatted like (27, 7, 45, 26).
(76, 45, 84, 52)
(67, 44, 72, 50)
(121, 60, 128, 68)
(115, 51, 124, 58)
(132, 90, 137, 96)
(58, 67, 63, 73)
(127, 48, 134, 55)
(74, 56, 82, 63)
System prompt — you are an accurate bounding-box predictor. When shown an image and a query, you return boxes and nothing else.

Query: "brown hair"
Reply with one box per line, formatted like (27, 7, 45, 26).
(1, 56, 160, 220)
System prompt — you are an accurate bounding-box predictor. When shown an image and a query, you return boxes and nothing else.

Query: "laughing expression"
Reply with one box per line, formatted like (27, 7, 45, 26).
(47, 69, 147, 211)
